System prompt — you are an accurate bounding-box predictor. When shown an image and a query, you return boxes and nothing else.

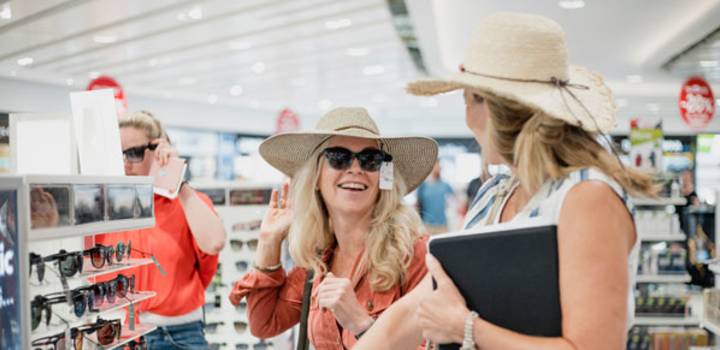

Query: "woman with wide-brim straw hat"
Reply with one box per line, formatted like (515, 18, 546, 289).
(228, 107, 438, 349)
(354, 12, 657, 350)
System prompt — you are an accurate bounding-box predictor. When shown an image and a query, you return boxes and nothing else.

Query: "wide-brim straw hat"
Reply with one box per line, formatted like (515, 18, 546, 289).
(259, 107, 438, 194)
(407, 12, 617, 133)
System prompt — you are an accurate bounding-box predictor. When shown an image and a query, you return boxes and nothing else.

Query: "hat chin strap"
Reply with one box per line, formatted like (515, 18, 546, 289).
(459, 64, 625, 170)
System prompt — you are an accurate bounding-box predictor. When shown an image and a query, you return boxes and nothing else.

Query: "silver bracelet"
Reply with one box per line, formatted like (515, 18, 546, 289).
(460, 311, 478, 350)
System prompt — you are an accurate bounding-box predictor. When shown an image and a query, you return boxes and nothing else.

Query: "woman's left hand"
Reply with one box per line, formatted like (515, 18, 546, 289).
(417, 254, 470, 345)
(317, 273, 374, 335)
(151, 138, 178, 167)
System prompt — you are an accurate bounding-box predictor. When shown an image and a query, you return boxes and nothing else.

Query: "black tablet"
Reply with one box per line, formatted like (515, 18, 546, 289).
(428, 221, 562, 349)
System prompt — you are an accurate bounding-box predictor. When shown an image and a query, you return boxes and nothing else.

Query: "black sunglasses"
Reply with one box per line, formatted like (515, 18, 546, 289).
(78, 274, 136, 308)
(321, 147, 392, 172)
(204, 321, 225, 334)
(31, 289, 96, 331)
(84, 241, 131, 269)
(43, 249, 84, 279)
(122, 143, 158, 163)
(127, 337, 148, 350)
(29, 253, 46, 283)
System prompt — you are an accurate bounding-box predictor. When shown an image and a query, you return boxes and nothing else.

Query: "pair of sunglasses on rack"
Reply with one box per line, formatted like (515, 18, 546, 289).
(31, 274, 135, 330)
(233, 341, 273, 350)
(122, 143, 158, 163)
(125, 337, 147, 350)
(30, 250, 83, 283)
(29, 242, 132, 283)
(321, 147, 392, 172)
(229, 239, 258, 252)
(31, 317, 122, 349)
(85, 241, 132, 269)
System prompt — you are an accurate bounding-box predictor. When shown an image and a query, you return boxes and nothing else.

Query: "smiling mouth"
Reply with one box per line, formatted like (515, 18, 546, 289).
(337, 182, 368, 192)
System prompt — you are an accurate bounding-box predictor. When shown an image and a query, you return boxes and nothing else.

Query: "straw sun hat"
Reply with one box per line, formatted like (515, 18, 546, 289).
(259, 107, 438, 193)
(408, 12, 617, 133)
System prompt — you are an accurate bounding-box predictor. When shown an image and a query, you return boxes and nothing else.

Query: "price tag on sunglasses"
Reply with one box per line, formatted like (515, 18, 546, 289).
(129, 301, 136, 331)
(151, 255, 167, 276)
(379, 161, 394, 190)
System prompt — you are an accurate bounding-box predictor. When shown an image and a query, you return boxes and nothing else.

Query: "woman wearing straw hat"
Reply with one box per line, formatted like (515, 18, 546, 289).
(228, 107, 438, 349)
(355, 12, 657, 350)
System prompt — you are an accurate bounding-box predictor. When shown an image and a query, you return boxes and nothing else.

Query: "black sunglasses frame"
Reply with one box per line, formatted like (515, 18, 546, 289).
(321, 147, 392, 172)
(122, 143, 159, 163)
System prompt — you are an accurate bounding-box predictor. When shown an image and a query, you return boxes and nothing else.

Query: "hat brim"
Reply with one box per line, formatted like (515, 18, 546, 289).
(407, 65, 617, 133)
(259, 130, 438, 194)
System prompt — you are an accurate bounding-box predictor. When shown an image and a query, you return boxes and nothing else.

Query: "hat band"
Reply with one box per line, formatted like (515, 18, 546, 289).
(334, 125, 379, 135)
(459, 64, 625, 170)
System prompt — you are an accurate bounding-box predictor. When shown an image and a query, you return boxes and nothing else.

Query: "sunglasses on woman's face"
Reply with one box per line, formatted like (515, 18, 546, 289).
(122, 143, 158, 163)
(322, 147, 392, 172)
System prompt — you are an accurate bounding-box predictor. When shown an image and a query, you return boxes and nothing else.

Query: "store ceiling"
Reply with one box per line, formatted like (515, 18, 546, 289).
(0, 0, 719, 135)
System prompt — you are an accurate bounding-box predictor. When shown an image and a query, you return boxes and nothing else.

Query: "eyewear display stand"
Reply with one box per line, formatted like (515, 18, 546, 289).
(193, 181, 286, 350)
(0, 174, 159, 350)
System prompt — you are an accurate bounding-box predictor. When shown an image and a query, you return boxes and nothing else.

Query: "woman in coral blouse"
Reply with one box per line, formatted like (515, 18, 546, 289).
(229, 107, 438, 349)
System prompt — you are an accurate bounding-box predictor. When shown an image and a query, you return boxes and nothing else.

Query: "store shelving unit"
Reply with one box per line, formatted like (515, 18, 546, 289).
(636, 274, 692, 283)
(634, 316, 701, 327)
(193, 181, 293, 350)
(1, 175, 159, 349)
(638, 233, 687, 242)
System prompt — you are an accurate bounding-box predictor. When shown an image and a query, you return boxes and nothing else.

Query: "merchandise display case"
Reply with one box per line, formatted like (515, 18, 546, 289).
(194, 181, 288, 350)
(0, 174, 159, 350)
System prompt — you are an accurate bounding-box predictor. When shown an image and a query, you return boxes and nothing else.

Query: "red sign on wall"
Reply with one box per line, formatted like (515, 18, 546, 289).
(87, 75, 128, 115)
(679, 76, 715, 131)
(275, 108, 300, 134)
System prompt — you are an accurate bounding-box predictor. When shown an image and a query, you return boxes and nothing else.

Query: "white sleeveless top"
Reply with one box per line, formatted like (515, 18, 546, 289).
(464, 168, 639, 330)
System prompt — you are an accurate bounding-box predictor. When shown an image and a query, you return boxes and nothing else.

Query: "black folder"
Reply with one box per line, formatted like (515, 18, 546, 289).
(428, 222, 562, 349)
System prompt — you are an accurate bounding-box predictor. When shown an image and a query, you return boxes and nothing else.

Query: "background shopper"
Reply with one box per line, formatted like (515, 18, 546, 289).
(228, 107, 437, 349)
(416, 161, 455, 234)
(94, 110, 226, 350)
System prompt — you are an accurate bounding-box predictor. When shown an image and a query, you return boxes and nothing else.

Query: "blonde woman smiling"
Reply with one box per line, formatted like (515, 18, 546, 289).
(229, 107, 438, 349)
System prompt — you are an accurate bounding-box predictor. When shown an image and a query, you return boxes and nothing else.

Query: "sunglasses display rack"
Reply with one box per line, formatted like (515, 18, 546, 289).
(0, 174, 161, 349)
(194, 182, 287, 350)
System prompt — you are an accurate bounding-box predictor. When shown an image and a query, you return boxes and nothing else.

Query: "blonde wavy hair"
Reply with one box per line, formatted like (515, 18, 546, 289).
(287, 141, 422, 292)
(118, 110, 168, 141)
(475, 91, 657, 197)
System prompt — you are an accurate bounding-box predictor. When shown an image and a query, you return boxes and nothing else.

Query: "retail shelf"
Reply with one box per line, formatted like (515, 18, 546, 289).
(636, 274, 691, 283)
(31, 291, 156, 340)
(633, 197, 687, 206)
(638, 233, 687, 242)
(104, 324, 157, 350)
(633, 316, 700, 326)
(30, 218, 155, 241)
(29, 258, 154, 291)
(702, 320, 720, 336)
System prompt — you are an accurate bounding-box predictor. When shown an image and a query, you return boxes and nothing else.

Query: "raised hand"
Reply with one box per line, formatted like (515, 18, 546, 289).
(259, 183, 293, 243)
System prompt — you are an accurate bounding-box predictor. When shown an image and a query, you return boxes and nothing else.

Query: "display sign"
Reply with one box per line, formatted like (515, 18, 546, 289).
(86, 75, 128, 115)
(679, 76, 715, 131)
(275, 108, 300, 134)
(0, 190, 20, 349)
(630, 118, 663, 172)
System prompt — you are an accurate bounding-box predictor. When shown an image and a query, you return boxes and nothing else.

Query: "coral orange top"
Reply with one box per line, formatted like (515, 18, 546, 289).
(229, 235, 428, 350)
(93, 193, 218, 317)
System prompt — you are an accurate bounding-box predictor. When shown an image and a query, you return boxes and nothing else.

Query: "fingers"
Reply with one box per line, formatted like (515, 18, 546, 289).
(269, 189, 279, 209)
(425, 254, 453, 288)
(280, 182, 290, 209)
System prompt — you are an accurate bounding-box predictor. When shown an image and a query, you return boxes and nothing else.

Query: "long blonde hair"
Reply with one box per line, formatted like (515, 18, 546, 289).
(287, 142, 421, 292)
(476, 92, 657, 197)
